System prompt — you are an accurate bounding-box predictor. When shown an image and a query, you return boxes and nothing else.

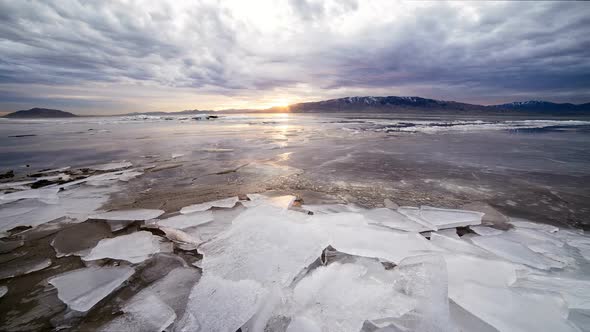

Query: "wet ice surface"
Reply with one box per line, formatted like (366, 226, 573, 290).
(1, 113, 590, 331)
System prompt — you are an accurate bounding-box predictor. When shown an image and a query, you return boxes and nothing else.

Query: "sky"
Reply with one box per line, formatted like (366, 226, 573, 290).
(0, 0, 589, 115)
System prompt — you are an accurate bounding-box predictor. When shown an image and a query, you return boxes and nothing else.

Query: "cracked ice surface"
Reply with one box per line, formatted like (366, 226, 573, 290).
(398, 206, 483, 231)
(155, 210, 213, 229)
(49, 266, 134, 312)
(82, 231, 162, 264)
(180, 196, 239, 214)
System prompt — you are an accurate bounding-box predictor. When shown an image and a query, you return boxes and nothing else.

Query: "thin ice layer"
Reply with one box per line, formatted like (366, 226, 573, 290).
(470, 235, 565, 270)
(430, 233, 492, 258)
(90, 209, 164, 221)
(156, 211, 213, 229)
(451, 282, 579, 332)
(180, 196, 239, 214)
(0, 258, 52, 280)
(176, 275, 268, 332)
(87, 161, 132, 171)
(51, 221, 112, 257)
(470, 226, 504, 236)
(361, 208, 432, 232)
(0, 188, 59, 205)
(49, 266, 134, 312)
(159, 227, 202, 250)
(199, 205, 328, 286)
(82, 231, 161, 264)
(509, 218, 559, 233)
(0, 286, 6, 298)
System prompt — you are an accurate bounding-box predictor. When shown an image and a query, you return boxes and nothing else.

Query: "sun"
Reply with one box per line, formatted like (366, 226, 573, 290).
(272, 98, 290, 107)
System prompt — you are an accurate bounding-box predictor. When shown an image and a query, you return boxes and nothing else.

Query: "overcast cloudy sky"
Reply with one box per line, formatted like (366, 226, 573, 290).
(1, 0, 589, 114)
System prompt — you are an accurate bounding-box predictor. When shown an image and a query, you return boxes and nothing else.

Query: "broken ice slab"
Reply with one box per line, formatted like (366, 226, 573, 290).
(242, 193, 296, 209)
(38, 166, 71, 174)
(183, 203, 247, 243)
(451, 282, 579, 332)
(180, 196, 239, 214)
(470, 225, 504, 236)
(434, 228, 461, 239)
(449, 299, 498, 332)
(98, 294, 176, 332)
(0, 257, 52, 280)
(430, 233, 493, 258)
(87, 161, 133, 171)
(0, 238, 24, 253)
(512, 273, 590, 310)
(51, 221, 112, 257)
(302, 203, 365, 215)
(327, 224, 435, 264)
(82, 231, 162, 264)
(176, 275, 268, 332)
(287, 258, 419, 332)
(0, 285, 6, 298)
(155, 210, 213, 229)
(470, 235, 565, 270)
(0, 188, 59, 205)
(199, 205, 328, 286)
(398, 206, 483, 231)
(0, 180, 35, 190)
(159, 227, 202, 250)
(90, 209, 164, 221)
(361, 208, 432, 232)
(48, 266, 134, 312)
(509, 217, 559, 233)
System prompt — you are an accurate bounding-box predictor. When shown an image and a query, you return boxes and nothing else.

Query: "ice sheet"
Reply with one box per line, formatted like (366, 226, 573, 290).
(82, 231, 161, 264)
(243, 193, 296, 209)
(98, 295, 176, 332)
(512, 273, 590, 310)
(180, 196, 239, 214)
(509, 218, 559, 233)
(156, 210, 213, 229)
(471, 234, 566, 270)
(0, 258, 52, 280)
(302, 203, 364, 214)
(361, 208, 432, 232)
(430, 233, 492, 258)
(49, 266, 134, 312)
(176, 275, 268, 332)
(398, 206, 483, 231)
(0, 188, 59, 205)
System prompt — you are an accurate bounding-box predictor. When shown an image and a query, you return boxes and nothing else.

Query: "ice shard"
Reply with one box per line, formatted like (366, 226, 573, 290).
(361, 208, 432, 232)
(82, 231, 161, 264)
(180, 196, 239, 214)
(398, 206, 483, 231)
(49, 266, 134, 312)
(0, 257, 52, 280)
(156, 210, 213, 229)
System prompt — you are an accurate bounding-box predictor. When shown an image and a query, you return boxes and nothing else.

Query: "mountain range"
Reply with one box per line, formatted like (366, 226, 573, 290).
(4, 98, 590, 118)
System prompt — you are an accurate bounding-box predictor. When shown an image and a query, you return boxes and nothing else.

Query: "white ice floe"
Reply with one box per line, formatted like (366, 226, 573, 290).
(99, 295, 176, 332)
(87, 161, 132, 171)
(470, 234, 565, 270)
(398, 206, 483, 231)
(0, 188, 59, 205)
(57, 169, 142, 188)
(242, 193, 296, 209)
(513, 273, 590, 310)
(451, 282, 579, 332)
(470, 225, 504, 236)
(82, 231, 162, 264)
(361, 208, 432, 232)
(48, 266, 134, 312)
(156, 211, 213, 229)
(180, 196, 239, 214)
(90, 209, 164, 221)
(199, 205, 328, 286)
(177, 276, 268, 332)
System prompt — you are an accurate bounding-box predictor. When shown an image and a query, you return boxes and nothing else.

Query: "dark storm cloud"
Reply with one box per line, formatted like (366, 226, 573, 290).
(0, 0, 589, 112)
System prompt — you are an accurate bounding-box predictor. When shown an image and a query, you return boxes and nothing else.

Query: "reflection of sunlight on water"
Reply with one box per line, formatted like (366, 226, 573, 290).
(276, 152, 293, 161)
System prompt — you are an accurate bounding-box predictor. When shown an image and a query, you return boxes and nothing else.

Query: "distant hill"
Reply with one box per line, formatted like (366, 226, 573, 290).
(3, 108, 77, 118)
(489, 101, 590, 114)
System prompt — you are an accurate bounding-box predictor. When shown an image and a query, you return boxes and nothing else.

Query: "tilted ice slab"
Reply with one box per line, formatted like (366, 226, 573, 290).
(361, 208, 432, 232)
(451, 282, 579, 332)
(180, 196, 239, 214)
(159, 227, 202, 250)
(430, 233, 493, 258)
(0, 258, 52, 280)
(176, 275, 268, 332)
(470, 235, 565, 270)
(155, 210, 213, 229)
(87, 161, 132, 171)
(199, 205, 328, 286)
(183, 204, 247, 243)
(82, 231, 162, 264)
(509, 217, 559, 233)
(0, 286, 6, 298)
(470, 225, 504, 236)
(302, 203, 365, 215)
(90, 209, 164, 221)
(49, 266, 134, 312)
(242, 193, 296, 209)
(398, 206, 483, 231)
(0, 188, 59, 205)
